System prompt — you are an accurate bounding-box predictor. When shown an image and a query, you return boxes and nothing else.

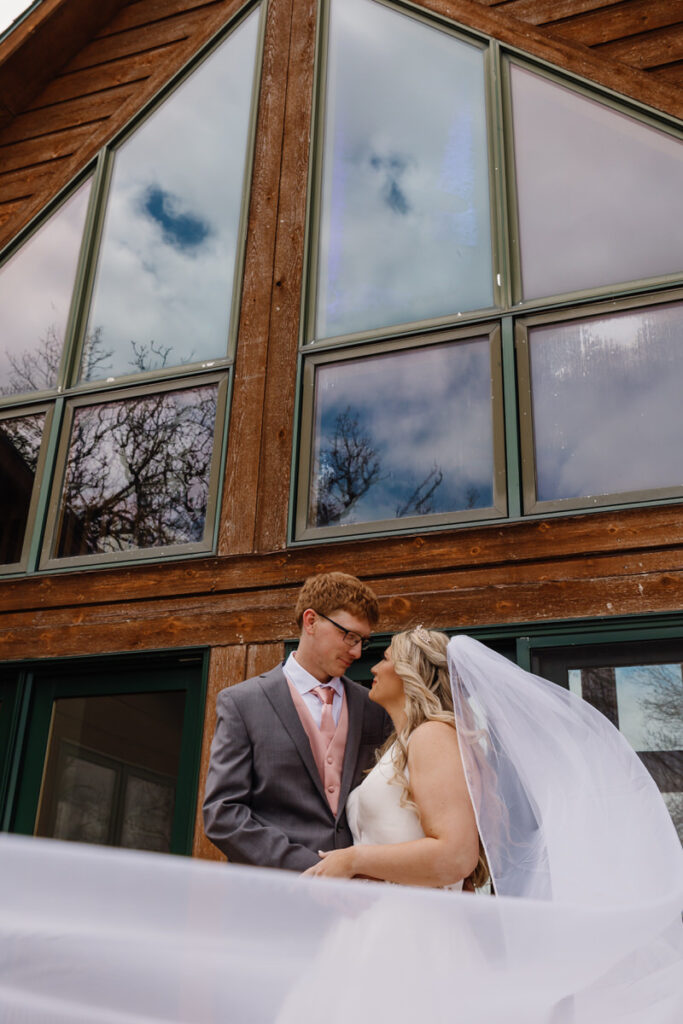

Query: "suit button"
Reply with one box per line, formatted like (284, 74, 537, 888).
(336, 824, 342, 832)
(327, 785, 335, 793)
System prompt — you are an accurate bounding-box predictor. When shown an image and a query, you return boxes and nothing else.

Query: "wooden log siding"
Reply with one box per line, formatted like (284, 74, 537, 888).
(192, 641, 284, 860)
(2, 504, 683, 660)
(0, 0, 253, 244)
(472, 0, 683, 83)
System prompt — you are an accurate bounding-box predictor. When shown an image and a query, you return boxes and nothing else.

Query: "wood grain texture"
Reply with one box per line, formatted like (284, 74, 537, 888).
(2, 507, 683, 660)
(595, 23, 683, 69)
(654, 60, 683, 85)
(465, 0, 683, 111)
(29, 49, 176, 108)
(0, 90, 136, 146)
(489, 1, 628, 24)
(0, 0, 129, 128)
(3, 504, 683, 615)
(217, 0, 293, 556)
(254, 0, 317, 553)
(549, 1, 683, 48)
(191, 643, 247, 860)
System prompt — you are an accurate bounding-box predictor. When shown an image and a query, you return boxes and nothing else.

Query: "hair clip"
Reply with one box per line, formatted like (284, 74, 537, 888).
(413, 625, 431, 644)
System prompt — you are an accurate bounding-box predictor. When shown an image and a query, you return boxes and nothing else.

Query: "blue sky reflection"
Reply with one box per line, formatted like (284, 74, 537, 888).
(310, 339, 494, 527)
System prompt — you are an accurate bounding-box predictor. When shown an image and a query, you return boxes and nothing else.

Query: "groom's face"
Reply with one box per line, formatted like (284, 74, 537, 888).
(308, 608, 372, 680)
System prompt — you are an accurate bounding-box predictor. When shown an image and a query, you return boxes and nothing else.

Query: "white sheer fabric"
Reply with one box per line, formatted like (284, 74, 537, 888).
(0, 636, 681, 1023)
(447, 635, 681, 905)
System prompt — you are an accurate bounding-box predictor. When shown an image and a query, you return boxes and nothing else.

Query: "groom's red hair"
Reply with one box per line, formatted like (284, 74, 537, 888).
(295, 572, 379, 629)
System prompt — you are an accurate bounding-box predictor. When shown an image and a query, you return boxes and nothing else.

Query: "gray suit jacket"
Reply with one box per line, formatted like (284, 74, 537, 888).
(203, 663, 389, 871)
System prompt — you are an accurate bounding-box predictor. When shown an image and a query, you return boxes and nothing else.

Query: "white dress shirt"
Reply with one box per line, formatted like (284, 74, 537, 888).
(284, 652, 344, 727)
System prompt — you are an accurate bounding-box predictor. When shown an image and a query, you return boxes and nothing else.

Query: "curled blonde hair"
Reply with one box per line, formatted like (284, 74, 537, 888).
(377, 627, 490, 890)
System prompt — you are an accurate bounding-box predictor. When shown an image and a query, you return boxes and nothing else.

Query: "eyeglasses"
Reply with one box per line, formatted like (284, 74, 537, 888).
(316, 612, 372, 652)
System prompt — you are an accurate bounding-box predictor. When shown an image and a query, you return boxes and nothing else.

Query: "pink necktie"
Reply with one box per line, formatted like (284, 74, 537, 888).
(312, 685, 335, 743)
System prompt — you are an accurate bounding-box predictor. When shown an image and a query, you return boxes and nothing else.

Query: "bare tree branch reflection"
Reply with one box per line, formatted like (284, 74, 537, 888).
(633, 664, 683, 751)
(314, 405, 446, 527)
(315, 408, 384, 526)
(57, 384, 218, 555)
(2, 327, 220, 557)
(395, 464, 443, 517)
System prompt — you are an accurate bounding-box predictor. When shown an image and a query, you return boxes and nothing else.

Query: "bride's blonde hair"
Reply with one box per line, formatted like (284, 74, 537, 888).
(376, 627, 490, 890)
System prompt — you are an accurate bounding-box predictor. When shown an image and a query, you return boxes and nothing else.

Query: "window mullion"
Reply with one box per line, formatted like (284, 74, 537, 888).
(24, 397, 65, 574)
(501, 315, 522, 519)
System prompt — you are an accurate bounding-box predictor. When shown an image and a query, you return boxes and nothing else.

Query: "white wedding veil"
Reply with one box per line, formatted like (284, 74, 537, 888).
(447, 634, 682, 907)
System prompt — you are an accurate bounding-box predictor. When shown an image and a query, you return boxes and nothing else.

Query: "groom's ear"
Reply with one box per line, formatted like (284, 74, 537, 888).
(301, 608, 317, 635)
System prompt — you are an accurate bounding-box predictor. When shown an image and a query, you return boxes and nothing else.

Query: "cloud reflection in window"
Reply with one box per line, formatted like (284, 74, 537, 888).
(309, 338, 495, 528)
(316, 0, 493, 340)
(141, 185, 211, 253)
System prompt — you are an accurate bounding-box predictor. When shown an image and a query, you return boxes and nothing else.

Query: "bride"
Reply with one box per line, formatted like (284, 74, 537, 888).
(283, 627, 682, 1022)
(303, 627, 486, 889)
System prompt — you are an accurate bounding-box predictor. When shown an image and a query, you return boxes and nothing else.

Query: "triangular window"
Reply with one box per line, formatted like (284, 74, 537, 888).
(509, 63, 683, 301)
(0, 179, 91, 397)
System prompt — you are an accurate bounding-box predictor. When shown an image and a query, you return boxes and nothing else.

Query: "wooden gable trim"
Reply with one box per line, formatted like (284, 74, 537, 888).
(421, 0, 683, 119)
(0, 0, 130, 129)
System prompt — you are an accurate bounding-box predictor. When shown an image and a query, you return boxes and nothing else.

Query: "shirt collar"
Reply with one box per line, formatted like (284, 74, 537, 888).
(284, 651, 344, 697)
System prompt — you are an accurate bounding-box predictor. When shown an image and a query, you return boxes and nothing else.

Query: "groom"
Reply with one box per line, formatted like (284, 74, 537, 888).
(203, 572, 388, 871)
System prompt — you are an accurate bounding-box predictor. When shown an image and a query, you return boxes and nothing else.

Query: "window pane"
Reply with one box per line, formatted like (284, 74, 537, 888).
(54, 383, 218, 557)
(510, 65, 683, 300)
(80, 8, 260, 381)
(34, 691, 185, 852)
(0, 412, 45, 564)
(316, 0, 493, 339)
(0, 180, 91, 396)
(560, 657, 682, 843)
(528, 302, 683, 504)
(308, 339, 496, 529)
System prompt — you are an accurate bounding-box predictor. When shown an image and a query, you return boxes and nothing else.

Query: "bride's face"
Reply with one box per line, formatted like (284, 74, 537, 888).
(369, 648, 405, 712)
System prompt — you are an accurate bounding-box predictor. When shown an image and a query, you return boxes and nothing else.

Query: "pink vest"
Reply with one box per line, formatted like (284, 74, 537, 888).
(287, 681, 349, 815)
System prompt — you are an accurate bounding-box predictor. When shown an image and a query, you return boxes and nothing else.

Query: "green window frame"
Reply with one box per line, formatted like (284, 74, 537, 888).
(0, 1, 265, 578)
(1, 651, 208, 855)
(0, 401, 54, 572)
(38, 373, 229, 571)
(515, 288, 683, 516)
(292, 0, 683, 544)
(295, 324, 507, 541)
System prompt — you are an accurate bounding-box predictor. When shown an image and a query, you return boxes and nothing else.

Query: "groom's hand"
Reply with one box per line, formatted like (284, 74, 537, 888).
(302, 848, 357, 878)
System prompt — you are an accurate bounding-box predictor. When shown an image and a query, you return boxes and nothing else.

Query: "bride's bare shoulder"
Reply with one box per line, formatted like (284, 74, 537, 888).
(408, 720, 459, 755)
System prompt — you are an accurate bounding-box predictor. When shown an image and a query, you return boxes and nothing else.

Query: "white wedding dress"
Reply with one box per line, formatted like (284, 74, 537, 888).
(346, 742, 463, 890)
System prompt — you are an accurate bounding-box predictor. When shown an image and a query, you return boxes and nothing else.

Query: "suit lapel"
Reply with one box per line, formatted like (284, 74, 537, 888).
(259, 667, 329, 807)
(337, 678, 365, 819)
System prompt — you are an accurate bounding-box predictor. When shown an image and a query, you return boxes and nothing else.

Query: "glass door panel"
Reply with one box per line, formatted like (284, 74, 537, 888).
(34, 692, 185, 851)
(533, 640, 683, 842)
(11, 656, 204, 854)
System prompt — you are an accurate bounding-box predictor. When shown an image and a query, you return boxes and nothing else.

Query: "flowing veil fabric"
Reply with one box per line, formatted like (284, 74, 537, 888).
(446, 634, 682, 906)
(0, 636, 681, 1023)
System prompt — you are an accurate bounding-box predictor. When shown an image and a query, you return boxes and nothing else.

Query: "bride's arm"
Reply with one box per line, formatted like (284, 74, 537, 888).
(303, 721, 479, 887)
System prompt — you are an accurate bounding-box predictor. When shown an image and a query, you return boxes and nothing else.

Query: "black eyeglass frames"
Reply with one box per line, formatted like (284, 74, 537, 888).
(315, 611, 372, 651)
